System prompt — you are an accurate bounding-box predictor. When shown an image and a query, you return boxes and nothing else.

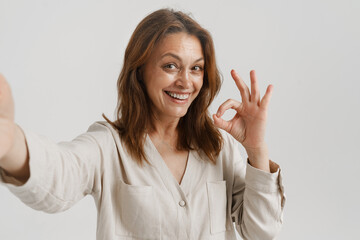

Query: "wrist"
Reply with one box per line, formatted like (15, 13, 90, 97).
(245, 144, 270, 172)
(0, 120, 16, 164)
(245, 143, 268, 156)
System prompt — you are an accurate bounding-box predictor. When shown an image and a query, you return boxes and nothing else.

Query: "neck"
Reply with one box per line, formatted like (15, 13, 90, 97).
(148, 114, 180, 147)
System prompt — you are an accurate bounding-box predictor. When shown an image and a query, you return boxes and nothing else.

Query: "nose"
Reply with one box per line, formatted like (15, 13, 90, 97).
(175, 69, 192, 89)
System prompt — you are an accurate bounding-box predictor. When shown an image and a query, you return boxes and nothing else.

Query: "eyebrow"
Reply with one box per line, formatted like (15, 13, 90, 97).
(160, 53, 204, 63)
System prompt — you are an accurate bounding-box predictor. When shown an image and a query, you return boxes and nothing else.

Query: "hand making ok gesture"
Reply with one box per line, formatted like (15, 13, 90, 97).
(213, 70, 273, 172)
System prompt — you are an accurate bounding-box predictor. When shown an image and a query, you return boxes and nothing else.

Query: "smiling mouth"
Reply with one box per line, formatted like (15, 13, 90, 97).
(164, 91, 190, 100)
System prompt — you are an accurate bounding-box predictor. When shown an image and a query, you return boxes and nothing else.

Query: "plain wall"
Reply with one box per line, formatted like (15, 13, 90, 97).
(1, 0, 359, 239)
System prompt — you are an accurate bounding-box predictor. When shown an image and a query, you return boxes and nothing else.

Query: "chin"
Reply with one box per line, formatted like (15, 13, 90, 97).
(173, 112, 188, 119)
(168, 109, 189, 119)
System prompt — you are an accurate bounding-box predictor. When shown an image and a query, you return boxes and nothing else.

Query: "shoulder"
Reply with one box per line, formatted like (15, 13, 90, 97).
(216, 128, 243, 164)
(86, 121, 113, 132)
(86, 121, 129, 155)
(80, 121, 119, 147)
(87, 121, 115, 134)
(218, 128, 240, 151)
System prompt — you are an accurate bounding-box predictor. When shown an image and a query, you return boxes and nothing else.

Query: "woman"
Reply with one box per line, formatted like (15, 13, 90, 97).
(0, 9, 285, 240)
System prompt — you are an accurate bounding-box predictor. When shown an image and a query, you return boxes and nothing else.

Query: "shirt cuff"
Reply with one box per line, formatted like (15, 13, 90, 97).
(245, 159, 283, 194)
(0, 168, 27, 186)
(0, 128, 46, 199)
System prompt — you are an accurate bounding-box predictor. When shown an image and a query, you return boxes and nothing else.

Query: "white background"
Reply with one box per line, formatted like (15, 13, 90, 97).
(1, 0, 359, 239)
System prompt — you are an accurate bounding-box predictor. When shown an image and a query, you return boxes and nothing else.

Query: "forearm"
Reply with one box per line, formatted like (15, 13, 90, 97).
(235, 162, 284, 239)
(0, 123, 108, 214)
(0, 124, 29, 182)
(239, 184, 283, 239)
(245, 144, 271, 173)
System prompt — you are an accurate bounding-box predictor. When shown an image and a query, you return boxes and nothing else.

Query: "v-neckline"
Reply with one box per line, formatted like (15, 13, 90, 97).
(146, 134, 194, 190)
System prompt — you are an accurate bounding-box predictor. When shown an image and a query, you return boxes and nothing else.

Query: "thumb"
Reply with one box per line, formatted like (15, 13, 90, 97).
(213, 114, 231, 132)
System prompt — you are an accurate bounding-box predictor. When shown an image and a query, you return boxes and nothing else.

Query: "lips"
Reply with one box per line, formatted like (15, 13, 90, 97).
(164, 91, 190, 100)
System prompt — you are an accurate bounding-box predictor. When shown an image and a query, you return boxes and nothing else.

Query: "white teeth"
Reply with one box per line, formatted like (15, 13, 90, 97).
(166, 91, 189, 100)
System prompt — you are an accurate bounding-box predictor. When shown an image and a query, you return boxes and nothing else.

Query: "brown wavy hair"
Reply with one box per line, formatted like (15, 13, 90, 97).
(103, 8, 223, 166)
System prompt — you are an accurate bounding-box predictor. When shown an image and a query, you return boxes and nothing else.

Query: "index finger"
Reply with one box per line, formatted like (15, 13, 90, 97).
(231, 70, 250, 102)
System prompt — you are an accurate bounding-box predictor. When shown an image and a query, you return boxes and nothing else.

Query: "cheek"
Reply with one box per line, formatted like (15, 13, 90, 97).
(151, 72, 174, 90)
(145, 73, 165, 94)
(195, 76, 204, 92)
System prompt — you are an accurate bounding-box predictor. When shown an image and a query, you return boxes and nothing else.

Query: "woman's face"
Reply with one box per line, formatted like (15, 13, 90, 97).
(143, 32, 204, 122)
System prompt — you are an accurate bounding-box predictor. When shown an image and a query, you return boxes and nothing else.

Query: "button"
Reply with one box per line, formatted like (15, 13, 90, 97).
(179, 200, 186, 207)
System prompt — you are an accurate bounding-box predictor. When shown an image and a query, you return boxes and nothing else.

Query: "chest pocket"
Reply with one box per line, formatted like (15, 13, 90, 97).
(206, 180, 228, 234)
(116, 181, 160, 239)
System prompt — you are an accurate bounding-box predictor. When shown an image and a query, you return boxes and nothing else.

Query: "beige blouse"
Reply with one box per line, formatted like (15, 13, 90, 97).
(0, 121, 285, 240)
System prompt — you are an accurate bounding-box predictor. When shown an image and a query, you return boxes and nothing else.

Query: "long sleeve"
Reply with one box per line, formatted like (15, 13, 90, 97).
(1, 123, 286, 239)
(0, 122, 111, 213)
(226, 134, 286, 240)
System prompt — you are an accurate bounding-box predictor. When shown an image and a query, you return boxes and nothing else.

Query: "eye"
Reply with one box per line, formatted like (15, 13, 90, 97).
(163, 63, 177, 70)
(192, 65, 204, 71)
